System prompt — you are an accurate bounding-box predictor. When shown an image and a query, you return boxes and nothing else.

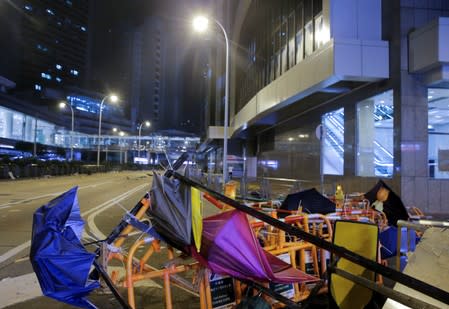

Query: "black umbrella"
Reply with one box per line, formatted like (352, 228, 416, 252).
(279, 188, 336, 218)
(364, 180, 409, 226)
(147, 173, 192, 250)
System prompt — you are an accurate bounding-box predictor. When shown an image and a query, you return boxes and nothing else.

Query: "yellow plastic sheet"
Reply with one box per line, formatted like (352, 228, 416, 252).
(191, 187, 203, 252)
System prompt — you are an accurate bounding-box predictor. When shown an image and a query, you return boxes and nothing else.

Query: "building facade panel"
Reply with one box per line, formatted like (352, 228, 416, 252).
(217, 0, 449, 213)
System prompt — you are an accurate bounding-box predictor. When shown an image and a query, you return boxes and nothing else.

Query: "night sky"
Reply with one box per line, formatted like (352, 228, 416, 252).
(90, 0, 212, 134)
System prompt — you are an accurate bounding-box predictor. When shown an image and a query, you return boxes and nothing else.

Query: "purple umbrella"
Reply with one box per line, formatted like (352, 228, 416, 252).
(191, 210, 318, 284)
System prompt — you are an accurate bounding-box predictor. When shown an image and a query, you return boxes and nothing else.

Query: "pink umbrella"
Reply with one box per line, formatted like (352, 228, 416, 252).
(191, 210, 318, 284)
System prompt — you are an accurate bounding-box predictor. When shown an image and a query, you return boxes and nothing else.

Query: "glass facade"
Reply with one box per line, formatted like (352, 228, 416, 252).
(322, 108, 344, 175)
(236, 0, 327, 112)
(0, 105, 199, 155)
(356, 90, 394, 177)
(428, 88, 449, 179)
(0, 106, 56, 145)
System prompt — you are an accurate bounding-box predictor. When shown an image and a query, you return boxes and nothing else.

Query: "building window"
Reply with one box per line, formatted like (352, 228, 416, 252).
(56, 77, 62, 82)
(304, 21, 313, 56)
(41, 73, 51, 80)
(24, 4, 32, 11)
(70, 69, 79, 76)
(356, 90, 394, 177)
(35, 84, 42, 91)
(314, 13, 328, 49)
(46, 8, 55, 16)
(322, 108, 344, 175)
(36, 44, 48, 52)
(56, 64, 62, 70)
(428, 88, 449, 179)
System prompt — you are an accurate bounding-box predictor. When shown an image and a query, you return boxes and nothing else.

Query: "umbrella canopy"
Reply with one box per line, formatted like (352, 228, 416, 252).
(148, 173, 192, 250)
(191, 210, 318, 284)
(279, 188, 336, 217)
(30, 186, 99, 309)
(364, 180, 409, 226)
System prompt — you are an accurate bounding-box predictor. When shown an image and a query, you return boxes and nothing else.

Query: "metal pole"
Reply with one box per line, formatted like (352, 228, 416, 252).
(69, 103, 74, 161)
(97, 96, 108, 167)
(33, 117, 37, 157)
(138, 123, 142, 158)
(214, 19, 229, 187)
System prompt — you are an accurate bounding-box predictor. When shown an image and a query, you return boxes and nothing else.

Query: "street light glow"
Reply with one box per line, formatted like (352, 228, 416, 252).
(193, 16, 209, 33)
(109, 94, 119, 103)
(97, 93, 119, 167)
(58, 101, 66, 109)
(144, 121, 151, 127)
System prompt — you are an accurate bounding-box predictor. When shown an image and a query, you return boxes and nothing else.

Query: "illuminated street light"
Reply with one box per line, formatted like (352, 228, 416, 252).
(58, 101, 74, 161)
(137, 121, 151, 158)
(193, 15, 230, 185)
(97, 94, 118, 167)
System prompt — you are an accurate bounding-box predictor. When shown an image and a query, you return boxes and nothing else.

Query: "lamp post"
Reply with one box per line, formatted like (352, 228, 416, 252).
(59, 101, 74, 161)
(193, 15, 230, 185)
(119, 130, 125, 164)
(97, 94, 118, 167)
(137, 121, 151, 158)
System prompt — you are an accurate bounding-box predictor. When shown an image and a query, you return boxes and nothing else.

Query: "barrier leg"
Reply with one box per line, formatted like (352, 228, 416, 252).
(164, 269, 173, 309)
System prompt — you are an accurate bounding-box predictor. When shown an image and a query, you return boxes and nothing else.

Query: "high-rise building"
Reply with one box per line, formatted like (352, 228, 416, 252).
(0, 0, 89, 100)
(128, 15, 203, 134)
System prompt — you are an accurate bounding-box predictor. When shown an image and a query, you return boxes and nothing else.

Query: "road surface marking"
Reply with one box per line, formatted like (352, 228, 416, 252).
(0, 181, 112, 209)
(85, 183, 148, 240)
(0, 240, 31, 264)
(0, 183, 147, 266)
(0, 272, 42, 307)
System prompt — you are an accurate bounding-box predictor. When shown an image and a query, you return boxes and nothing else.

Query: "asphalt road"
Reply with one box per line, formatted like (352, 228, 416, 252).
(0, 171, 208, 309)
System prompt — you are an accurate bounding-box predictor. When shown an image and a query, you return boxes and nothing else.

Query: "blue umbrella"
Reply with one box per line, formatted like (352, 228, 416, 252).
(30, 186, 99, 309)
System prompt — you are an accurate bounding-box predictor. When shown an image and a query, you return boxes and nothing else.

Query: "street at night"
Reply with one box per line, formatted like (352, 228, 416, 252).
(2, 0, 449, 308)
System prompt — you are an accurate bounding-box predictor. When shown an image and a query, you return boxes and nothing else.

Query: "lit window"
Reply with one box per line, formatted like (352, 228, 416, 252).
(70, 69, 79, 76)
(24, 5, 32, 11)
(66, 0, 72, 6)
(56, 64, 62, 70)
(80, 26, 87, 32)
(56, 77, 62, 82)
(46, 9, 55, 15)
(428, 88, 449, 179)
(35, 84, 42, 91)
(40, 73, 51, 80)
(36, 44, 48, 52)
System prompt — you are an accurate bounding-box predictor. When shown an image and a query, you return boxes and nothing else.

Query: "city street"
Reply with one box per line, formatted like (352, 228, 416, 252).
(0, 171, 207, 308)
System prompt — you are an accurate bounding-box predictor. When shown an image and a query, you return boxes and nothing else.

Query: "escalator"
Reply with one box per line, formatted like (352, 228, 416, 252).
(322, 108, 393, 177)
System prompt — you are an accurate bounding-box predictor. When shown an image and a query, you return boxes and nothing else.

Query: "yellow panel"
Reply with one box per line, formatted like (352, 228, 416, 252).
(330, 221, 378, 309)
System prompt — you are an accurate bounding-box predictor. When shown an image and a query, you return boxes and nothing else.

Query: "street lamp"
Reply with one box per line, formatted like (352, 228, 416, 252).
(137, 121, 151, 158)
(59, 101, 74, 161)
(119, 130, 125, 164)
(97, 94, 118, 167)
(193, 15, 230, 185)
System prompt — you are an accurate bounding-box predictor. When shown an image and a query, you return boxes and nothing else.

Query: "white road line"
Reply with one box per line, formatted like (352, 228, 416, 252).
(0, 183, 148, 266)
(0, 181, 113, 209)
(0, 272, 43, 307)
(0, 240, 31, 264)
(85, 183, 148, 240)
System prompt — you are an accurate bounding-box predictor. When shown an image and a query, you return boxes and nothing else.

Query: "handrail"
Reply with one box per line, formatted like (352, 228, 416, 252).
(174, 172, 449, 305)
